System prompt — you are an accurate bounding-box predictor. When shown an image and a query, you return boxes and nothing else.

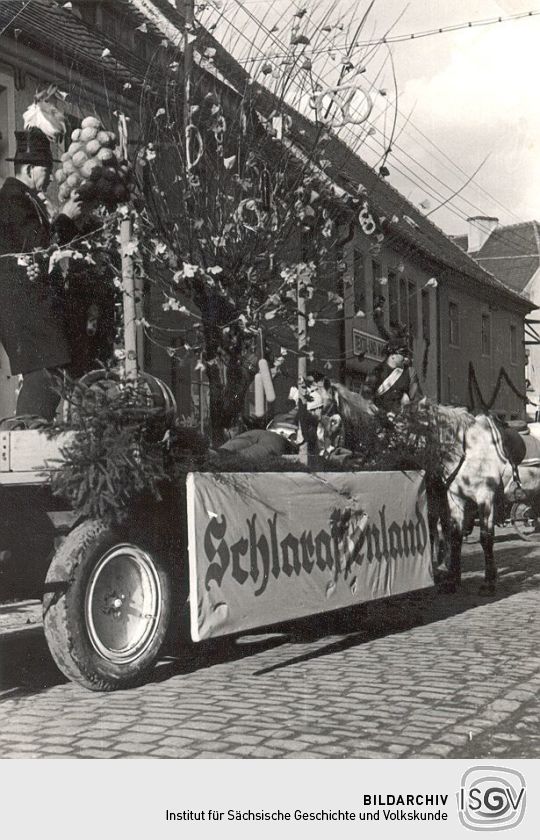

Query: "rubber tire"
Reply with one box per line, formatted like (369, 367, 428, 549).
(43, 519, 172, 691)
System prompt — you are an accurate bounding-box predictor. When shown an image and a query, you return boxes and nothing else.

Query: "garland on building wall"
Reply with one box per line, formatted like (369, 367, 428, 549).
(467, 361, 530, 413)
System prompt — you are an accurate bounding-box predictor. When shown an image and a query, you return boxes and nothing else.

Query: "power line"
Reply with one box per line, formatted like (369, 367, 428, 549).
(201, 3, 537, 257)
(0, 0, 33, 37)
(221, 9, 540, 64)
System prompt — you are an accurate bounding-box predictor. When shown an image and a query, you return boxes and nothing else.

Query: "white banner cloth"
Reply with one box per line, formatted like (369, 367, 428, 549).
(187, 471, 433, 641)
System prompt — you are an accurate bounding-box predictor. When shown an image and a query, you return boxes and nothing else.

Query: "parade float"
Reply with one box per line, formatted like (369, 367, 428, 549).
(0, 38, 438, 691)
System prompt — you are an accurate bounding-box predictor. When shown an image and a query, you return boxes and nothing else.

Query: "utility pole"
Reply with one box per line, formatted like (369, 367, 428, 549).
(178, 0, 194, 134)
(297, 273, 307, 382)
(297, 273, 308, 464)
(120, 218, 138, 380)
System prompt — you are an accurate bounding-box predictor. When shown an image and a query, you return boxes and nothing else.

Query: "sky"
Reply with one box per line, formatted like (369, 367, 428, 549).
(191, 0, 540, 235)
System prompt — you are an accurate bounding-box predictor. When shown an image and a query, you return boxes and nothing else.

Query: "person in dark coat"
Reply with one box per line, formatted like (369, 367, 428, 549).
(62, 213, 117, 379)
(0, 128, 82, 419)
(363, 338, 422, 416)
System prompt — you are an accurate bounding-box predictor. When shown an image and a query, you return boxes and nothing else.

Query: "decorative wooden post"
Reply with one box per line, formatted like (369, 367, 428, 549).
(297, 272, 308, 463)
(120, 217, 138, 380)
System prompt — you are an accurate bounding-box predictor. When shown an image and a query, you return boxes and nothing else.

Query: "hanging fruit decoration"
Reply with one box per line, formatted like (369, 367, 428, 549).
(55, 116, 131, 208)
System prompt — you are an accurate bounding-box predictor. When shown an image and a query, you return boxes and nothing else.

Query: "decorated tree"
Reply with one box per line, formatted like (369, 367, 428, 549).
(129, 5, 390, 444)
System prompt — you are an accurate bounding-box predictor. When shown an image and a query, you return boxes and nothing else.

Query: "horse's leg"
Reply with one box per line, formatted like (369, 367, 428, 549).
(478, 495, 497, 596)
(427, 478, 449, 579)
(439, 490, 465, 592)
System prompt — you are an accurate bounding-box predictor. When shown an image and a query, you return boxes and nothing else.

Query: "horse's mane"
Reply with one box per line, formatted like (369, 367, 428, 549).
(418, 398, 476, 437)
(330, 382, 376, 424)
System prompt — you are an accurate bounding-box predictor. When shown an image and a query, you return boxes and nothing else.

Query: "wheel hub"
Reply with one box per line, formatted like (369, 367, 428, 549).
(85, 544, 162, 664)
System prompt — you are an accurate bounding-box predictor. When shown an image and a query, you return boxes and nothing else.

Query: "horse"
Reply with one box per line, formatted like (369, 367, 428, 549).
(314, 381, 379, 457)
(316, 383, 516, 595)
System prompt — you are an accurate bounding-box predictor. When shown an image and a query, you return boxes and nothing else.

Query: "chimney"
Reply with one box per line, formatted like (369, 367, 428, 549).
(467, 216, 498, 253)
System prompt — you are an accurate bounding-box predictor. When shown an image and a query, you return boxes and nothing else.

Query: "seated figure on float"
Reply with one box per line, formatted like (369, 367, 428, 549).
(215, 372, 335, 464)
(362, 338, 422, 418)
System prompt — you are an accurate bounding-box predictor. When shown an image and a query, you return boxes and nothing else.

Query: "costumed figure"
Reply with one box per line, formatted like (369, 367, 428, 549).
(363, 338, 422, 417)
(296, 373, 338, 456)
(0, 127, 82, 420)
(214, 413, 300, 465)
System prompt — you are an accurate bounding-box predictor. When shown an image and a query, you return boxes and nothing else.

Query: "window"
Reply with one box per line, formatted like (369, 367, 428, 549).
(353, 249, 365, 315)
(388, 271, 399, 328)
(449, 301, 460, 347)
(372, 260, 386, 319)
(408, 280, 418, 336)
(510, 324, 518, 364)
(481, 312, 491, 356)
(0, 77, 15, 186)
(421, 289, 431, 341)
(399, 276, 407, 326)
(372, 259, 382, 286)
(392, 276, 417, 335)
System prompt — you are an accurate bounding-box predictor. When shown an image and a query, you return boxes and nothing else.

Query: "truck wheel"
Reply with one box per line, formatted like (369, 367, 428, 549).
(43, 519, 172, 691)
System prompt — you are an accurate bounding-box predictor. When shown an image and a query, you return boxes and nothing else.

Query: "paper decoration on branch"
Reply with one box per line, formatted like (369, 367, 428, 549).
(185, 124, 203, 170)
(258, 359, 276, 403)
(254, 373, 265, 417)
(235, 198, 278, 232)
(271, 113, 292, 140)
(309, 81, 373, 128)
(358, 199, 379, 237)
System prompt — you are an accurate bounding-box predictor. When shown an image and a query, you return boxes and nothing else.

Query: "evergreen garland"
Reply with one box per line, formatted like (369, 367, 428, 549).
(48, 379, 448, 525)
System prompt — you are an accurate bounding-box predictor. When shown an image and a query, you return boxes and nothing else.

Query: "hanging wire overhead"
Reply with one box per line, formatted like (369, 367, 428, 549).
(229, 8, 540, 63)
(198, 0, 536, 247)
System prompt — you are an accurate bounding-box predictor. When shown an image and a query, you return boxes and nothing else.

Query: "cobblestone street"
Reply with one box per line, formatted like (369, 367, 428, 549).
(1, 530, 539, 759)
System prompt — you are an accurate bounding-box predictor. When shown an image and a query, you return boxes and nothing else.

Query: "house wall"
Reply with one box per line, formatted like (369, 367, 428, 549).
(522, 269, 540, 415)
(342, 228, 438, 397)
(438, 272, 528, 418)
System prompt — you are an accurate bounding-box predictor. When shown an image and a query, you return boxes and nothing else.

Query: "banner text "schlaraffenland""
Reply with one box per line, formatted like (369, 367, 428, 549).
(204, 503, 428, 596)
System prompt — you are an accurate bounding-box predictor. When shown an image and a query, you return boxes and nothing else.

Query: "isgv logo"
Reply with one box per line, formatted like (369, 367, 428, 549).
(458, 766, 526, 831)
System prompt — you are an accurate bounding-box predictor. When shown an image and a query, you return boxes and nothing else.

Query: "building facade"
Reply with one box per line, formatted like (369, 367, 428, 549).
(453, 217, 540, 416)
(0, 0, 534, 424)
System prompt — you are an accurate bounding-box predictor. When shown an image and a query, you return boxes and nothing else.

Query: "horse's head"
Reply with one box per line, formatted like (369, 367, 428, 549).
(317, 412, 343, 456)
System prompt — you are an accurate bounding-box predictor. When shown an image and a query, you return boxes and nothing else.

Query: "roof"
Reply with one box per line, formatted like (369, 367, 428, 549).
(0, 0, 533, 311)
(450, 234, 468, 251)
(471, 221, 540, 293)
(0, 0, 152, 92)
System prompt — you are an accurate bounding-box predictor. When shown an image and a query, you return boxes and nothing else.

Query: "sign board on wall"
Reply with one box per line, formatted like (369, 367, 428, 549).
(187, 471, 433, 641)
(353, 329, 385, 361)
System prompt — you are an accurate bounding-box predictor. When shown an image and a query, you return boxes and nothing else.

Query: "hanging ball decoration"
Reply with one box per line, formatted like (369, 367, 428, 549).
(57, 115, 131, 209)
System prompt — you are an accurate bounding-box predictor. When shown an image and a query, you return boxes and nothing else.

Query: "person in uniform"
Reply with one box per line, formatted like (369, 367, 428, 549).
(363, 338, 422, 416)
(0, 127, 82, 419)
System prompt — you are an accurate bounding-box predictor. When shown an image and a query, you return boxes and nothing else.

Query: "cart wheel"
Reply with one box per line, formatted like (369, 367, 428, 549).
(510, 500, 540, 541)
(43, 519, 172, 691)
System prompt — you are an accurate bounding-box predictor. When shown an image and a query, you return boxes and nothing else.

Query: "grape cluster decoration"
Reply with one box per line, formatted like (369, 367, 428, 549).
(55, 116, 131, 209)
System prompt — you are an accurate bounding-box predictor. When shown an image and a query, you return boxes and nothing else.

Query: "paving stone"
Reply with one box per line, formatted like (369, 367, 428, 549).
(488, 699, 522, 713)
(170, 728, 218, 742)
(39, 745, 74, 755)
(150, 747, 197, 758)
(231, 745, 282, 758)
(227, 733, 264, 746)
(298, 734, 336, 745)
(114, 742, 153, 756)
(157, 736, 196, 748)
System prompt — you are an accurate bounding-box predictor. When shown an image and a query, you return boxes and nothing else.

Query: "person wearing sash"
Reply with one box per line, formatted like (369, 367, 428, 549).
(363, 338, 421, 416)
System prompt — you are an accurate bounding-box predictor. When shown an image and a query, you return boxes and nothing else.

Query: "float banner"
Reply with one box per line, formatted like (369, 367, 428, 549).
(186, 471, 433, 641)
